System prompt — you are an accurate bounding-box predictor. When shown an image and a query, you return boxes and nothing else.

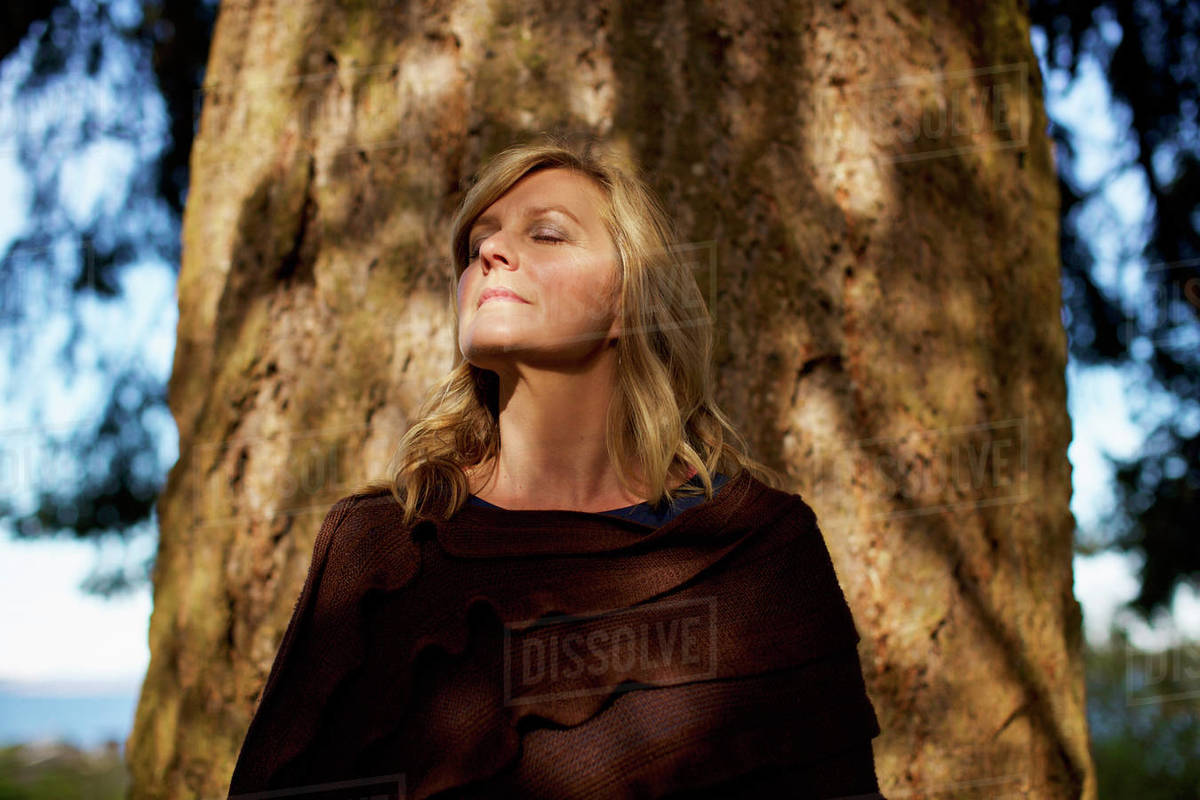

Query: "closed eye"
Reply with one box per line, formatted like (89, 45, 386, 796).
(467, 231, 565, 261)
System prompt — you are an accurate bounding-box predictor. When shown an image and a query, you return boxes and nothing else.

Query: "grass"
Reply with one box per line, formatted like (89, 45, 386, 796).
(0, 740, 128, 800)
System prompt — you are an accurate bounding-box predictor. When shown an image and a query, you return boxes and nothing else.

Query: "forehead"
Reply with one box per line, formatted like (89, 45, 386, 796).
(470, 168, 606, 231)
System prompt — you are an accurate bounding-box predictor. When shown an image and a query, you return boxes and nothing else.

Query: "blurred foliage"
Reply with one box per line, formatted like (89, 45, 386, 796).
(1084, 630, 1200, 799)
(0, 0, 215, 597)
(1030, 0, 1200, 619)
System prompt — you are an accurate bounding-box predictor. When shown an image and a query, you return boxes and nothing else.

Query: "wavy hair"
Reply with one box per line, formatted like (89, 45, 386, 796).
(355, 131, 785, 525)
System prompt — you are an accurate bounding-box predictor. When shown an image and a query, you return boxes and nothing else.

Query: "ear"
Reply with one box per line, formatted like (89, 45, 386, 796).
(604, 276, 623, 345)
(606, 308, 623, 345)
(604, 319, 624, 345)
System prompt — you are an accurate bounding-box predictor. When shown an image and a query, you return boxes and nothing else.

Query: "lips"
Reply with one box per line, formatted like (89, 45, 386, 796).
(477, 287, 530, 307)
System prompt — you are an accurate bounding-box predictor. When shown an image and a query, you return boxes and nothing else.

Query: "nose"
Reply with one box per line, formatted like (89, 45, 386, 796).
(478, 231, 512, 272)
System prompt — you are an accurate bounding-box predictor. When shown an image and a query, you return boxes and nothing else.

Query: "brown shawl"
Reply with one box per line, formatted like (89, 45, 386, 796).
(227, 469, 885, 799)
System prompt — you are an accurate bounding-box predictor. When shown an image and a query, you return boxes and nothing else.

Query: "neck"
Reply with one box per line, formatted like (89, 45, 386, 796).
(470, 371, 704, 512)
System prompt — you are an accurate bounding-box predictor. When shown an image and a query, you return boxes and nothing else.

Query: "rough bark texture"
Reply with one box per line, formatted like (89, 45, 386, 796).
(125, 0, 1096, 797)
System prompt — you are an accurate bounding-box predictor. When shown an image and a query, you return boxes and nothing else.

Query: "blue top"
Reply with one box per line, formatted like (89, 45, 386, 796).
(466, 471, 731, 526)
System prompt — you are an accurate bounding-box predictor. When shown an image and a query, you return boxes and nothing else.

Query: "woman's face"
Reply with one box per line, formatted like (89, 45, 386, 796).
(457, 167, 622, 370)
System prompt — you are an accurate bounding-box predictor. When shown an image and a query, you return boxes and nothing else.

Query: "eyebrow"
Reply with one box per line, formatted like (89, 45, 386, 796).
(468, 204, 583, 237)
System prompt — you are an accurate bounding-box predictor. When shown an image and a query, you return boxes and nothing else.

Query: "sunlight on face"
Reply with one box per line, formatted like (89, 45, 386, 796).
(457, 167, 622, 370)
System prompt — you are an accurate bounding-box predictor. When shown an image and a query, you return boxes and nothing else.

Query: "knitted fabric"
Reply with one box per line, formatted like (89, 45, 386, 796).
(227, 469, 884, 799)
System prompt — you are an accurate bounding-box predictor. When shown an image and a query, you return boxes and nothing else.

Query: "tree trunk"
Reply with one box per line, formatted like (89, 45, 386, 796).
(125, 1, 1096, 797)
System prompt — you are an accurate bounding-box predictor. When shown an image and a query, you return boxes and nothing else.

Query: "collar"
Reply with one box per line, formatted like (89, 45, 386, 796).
(435, 469, 761, 558)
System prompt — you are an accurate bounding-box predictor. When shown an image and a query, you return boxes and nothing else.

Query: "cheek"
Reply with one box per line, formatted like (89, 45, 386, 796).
(455, 273, 473, 313)
(561, 280, 615, 325)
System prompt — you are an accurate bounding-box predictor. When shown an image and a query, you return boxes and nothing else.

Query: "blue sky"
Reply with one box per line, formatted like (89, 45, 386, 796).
(0, 21, 1196, 748)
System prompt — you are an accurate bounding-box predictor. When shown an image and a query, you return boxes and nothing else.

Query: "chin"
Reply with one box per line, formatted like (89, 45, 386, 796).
(462, 340, 527, 366)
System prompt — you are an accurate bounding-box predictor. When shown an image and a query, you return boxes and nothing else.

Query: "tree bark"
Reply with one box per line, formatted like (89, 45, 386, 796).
(125, 1, 1096, 797)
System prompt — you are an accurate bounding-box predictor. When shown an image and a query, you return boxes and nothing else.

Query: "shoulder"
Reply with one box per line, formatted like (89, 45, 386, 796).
(322, 487, 412, 534)
(308, 490, 421, 594)
(729, 469, 820, 529)
(730, 473, 844, 573)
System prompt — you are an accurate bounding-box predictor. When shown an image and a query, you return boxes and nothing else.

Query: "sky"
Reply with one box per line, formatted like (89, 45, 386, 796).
(0, 18, 1196, 749)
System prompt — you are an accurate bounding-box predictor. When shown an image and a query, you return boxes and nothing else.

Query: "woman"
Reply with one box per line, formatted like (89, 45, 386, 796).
(227, 133, 885, 799)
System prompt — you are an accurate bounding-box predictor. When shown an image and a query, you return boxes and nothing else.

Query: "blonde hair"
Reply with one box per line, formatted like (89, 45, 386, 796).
(355, 131, 785, 525)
